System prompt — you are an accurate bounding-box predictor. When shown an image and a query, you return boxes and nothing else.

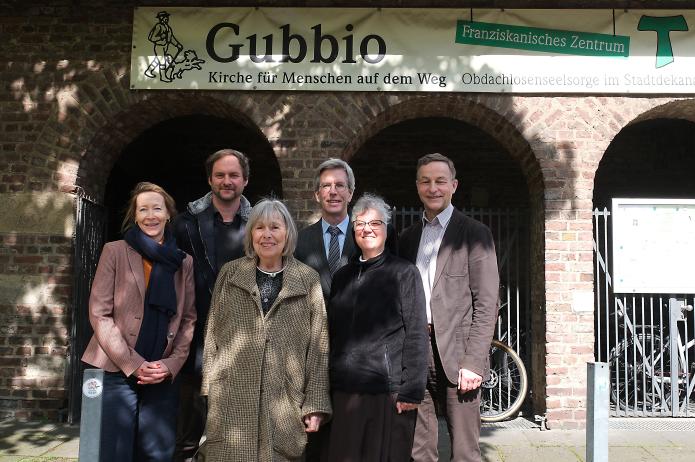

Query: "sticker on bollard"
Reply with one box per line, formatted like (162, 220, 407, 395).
(82, 377, 103, 398)
(79, 369, 104, 461)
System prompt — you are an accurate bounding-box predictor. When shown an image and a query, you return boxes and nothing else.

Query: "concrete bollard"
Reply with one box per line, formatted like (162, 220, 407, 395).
(78, 368, 104, 461)
(586, 362, 609, 462)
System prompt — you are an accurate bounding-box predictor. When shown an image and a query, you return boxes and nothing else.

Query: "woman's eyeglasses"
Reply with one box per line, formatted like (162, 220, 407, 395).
(353, 220, 385, 231)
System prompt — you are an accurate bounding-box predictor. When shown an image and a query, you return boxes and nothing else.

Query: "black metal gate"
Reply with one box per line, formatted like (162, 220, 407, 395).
(392, 207, 531, 362)
(67, 194, 107, 424)
(593, 208, 695, 417)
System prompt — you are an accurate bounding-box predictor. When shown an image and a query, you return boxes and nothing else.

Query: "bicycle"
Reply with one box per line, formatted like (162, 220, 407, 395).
(480, 338, 528, 422)
(608, 300, 695, 415)
(479, 285, 529, 422)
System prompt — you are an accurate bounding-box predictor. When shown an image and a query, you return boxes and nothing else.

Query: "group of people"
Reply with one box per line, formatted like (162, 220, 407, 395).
(82, 149, 500, 462)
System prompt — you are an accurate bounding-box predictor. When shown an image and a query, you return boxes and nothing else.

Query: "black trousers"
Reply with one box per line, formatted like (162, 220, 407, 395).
(99, 371, 180, 462)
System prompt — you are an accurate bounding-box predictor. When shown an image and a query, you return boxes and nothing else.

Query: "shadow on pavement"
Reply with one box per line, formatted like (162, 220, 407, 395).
(0, 420, 79, 456)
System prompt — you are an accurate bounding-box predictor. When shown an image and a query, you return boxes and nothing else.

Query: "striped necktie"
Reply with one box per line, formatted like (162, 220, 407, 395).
(327, 226, 342, 275)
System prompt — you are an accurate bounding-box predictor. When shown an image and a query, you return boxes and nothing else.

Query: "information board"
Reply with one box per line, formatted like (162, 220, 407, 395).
(612, 198, 695, 294)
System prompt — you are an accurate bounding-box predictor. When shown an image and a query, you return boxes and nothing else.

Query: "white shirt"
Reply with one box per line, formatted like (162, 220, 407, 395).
(415, 204, 454, 324)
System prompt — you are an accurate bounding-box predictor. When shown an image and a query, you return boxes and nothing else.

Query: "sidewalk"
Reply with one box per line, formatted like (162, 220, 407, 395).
(1, 417, 694, 461)
(0, 419, 78, 462)
(478, 421, 695, 461)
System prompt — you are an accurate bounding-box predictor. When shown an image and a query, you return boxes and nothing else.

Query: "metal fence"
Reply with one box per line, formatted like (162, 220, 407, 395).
(68, 195, 107, 424)
(392, 207, 531, 359)
(593, 208, 695, 417)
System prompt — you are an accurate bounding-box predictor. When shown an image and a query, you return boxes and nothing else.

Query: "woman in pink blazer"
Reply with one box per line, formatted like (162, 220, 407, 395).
(82, 182, 196, 462)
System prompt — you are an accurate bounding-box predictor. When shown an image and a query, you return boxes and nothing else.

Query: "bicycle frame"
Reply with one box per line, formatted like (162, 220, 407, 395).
(609, 296, 695, 416)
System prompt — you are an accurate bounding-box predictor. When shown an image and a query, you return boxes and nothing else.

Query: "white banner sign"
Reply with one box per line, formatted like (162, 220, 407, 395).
(131, 7, 695, 93)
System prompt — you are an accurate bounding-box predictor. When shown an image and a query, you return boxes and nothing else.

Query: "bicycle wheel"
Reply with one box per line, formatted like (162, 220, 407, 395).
(480, 339, 528, 422)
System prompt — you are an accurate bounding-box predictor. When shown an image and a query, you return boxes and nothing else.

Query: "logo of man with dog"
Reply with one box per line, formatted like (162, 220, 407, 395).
(144, 11, 205, 82)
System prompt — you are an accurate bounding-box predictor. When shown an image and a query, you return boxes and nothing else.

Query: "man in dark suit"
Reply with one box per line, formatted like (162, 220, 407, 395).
(294, 158, 356, 461)
(399, 153, 499, 462)
(295, 158, 357, 301)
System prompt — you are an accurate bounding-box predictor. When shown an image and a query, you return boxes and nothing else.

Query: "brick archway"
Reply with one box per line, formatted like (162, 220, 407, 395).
(340, 95, 543, 197)
(586, 97, 695, 172)
(589, 97, 695, 212)
(626, 98, 695, 126)
(47, 74, 290, 422)
(591, 97, 695, 420)
(77, 96, 277, 203)
(31, 66, 291, 202)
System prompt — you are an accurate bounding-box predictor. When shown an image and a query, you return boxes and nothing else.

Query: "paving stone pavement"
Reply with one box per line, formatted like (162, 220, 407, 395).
(477, 427, 695, 462)
(0, 420, 79, 462)
(1, 417, 694, 461)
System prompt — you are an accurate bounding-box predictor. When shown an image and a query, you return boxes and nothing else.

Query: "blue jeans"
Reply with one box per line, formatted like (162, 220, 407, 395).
(100, 371, 180, 462)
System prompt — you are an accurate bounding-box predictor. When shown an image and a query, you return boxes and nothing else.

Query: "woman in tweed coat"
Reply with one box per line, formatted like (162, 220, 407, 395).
(201, 199, 331, 462)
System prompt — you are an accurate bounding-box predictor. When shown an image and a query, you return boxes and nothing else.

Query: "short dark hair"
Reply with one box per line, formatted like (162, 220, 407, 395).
(416, 153, 456, 179)
(205, 149, 250, 180)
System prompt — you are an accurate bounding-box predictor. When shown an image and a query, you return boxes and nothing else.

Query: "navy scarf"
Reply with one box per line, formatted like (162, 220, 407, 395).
(124, 226, 185, 362)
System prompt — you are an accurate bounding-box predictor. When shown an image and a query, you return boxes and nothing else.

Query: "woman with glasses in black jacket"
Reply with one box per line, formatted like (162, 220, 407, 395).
(325, 193, 428, 462)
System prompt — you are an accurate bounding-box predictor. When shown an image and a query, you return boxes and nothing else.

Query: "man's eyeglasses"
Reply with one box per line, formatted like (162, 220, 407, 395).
(353, 220, 385, 231)
(319, 182, 348, 192)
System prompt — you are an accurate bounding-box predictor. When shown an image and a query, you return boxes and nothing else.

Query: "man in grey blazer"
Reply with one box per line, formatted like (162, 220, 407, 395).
(399, 153, 499, 462)
(295, 158, 357, 301)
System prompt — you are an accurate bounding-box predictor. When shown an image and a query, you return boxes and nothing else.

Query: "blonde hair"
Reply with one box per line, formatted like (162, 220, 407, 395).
(121, 182, 177, 233)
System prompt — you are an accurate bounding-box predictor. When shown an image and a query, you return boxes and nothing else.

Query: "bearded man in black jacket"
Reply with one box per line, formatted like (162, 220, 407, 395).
(172, 148, 252, 462)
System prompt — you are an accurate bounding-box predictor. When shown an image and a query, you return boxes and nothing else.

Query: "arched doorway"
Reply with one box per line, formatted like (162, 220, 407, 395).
(351, 117, 529, 209)
(68, 112, 280, 422)
(349, 115, 535, 418)
(104, 114, 281, 240)
(593, 118, 695, 417)
(594, 119, 695, 208)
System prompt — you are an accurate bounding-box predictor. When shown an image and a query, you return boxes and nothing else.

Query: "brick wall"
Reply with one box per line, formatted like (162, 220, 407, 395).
(2, 0, 695, 427)
(0, 233, 72, 420)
